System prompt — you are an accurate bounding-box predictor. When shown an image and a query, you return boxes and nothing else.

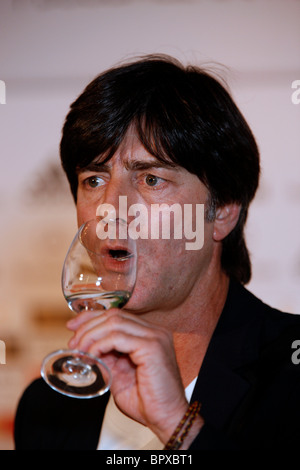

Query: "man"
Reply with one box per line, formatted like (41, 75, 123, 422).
(15, 55, 300, 450)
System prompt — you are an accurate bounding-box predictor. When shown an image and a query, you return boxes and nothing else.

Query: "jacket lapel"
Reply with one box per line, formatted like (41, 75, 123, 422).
(191, 281, 263, 430)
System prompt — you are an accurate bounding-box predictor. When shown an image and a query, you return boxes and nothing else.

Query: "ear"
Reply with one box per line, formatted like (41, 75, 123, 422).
(212, 203, 241, 242)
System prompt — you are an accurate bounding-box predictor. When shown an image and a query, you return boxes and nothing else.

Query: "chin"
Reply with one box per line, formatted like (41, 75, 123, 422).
(124, 289, 153, 314)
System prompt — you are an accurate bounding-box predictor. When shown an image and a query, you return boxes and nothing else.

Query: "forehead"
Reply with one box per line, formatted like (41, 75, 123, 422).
(87, 130, 178, 171)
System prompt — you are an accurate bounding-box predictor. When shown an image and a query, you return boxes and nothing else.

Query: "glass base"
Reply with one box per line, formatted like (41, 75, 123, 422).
(41, 349, 111, 399)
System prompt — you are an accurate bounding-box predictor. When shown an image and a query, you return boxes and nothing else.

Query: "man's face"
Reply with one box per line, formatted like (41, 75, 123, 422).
(76, 133, 215, 314)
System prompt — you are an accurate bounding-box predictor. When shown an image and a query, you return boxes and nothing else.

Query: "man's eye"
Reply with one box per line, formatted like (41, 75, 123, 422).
(145, 174, 159, 186)
(85, 176, 103, 188)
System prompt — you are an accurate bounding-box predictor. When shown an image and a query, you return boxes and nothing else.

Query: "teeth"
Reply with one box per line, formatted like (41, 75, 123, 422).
(109, 249, 131, 260)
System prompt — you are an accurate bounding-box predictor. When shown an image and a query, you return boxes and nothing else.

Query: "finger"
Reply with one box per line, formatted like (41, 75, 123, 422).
(87, 331, 182, 398)
(67, 309, 115, 348)
(67, 310, 101, 330)
(68, 313, 144, 350)
(79, 321, 174, 369)
(66, 306, 122, 330)
(87, 331, 155, 364)
(69, 309, 164, 350)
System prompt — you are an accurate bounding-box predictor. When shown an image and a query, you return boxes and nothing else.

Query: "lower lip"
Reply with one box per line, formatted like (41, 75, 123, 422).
(101, 253, 132, 273)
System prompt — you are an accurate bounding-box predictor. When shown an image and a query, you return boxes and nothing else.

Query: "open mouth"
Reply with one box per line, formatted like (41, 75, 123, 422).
(108, 249, 133, 261)
(100, 243, 134, 261)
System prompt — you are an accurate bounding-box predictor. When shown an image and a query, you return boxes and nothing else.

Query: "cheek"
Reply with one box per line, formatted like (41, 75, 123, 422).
(128, 233, 215, 311)
(136, 240, 192, 291)
(76, 199, 98, 227)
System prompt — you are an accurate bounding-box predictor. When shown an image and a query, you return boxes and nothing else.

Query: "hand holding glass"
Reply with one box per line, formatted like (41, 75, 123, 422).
(41, 218, 137, 398)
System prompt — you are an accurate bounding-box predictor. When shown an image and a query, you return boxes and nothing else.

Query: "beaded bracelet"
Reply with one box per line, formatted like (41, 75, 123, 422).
(164, 401, 202, 450)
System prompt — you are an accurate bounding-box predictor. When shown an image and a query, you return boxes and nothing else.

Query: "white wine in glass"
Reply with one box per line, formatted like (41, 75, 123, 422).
(41, 217, 137, 398)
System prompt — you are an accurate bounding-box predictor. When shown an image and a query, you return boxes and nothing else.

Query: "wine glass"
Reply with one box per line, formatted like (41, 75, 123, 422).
(41, 217, 137, 399)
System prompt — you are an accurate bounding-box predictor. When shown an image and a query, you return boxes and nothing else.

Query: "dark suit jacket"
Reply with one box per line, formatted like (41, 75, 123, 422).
(14, 281, 300, 449)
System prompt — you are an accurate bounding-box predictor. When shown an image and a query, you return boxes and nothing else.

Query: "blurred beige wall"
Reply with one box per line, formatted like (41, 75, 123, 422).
(0, 0, 299, 449)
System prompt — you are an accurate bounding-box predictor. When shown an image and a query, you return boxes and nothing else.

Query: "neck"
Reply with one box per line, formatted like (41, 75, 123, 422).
(139, 268, 230, 387)
(173, 270, 229, 386)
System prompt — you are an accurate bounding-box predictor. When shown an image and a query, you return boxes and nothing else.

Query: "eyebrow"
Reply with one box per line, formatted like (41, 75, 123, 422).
(77, 162, 110, 174)
(124, 159, 178, 171)
(77, 159, 178, 174)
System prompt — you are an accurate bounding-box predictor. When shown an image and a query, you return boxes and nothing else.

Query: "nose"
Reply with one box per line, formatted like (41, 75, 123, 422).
(98, 170, 133, 222)
(102, 174, 123, 207)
